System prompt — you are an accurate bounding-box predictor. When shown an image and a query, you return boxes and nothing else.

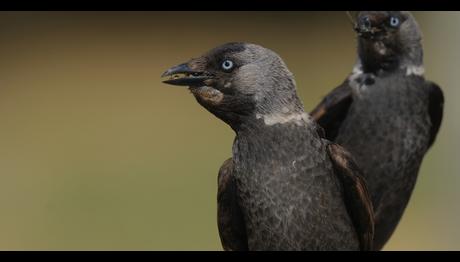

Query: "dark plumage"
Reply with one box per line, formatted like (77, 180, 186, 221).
(311, 11, 444, 250)
(162, 42, 374, 250)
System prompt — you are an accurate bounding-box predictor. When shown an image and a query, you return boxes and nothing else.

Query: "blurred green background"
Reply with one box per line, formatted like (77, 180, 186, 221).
(0, 11, 457, 250)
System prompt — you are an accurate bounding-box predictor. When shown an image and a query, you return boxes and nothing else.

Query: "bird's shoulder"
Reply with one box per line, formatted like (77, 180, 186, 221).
(217, 158, 248, 251)
(218, 158, 234, 198)
(310, 80, 353, 141)
(324, 141, 375, 251)
(425, 81, 444, 148)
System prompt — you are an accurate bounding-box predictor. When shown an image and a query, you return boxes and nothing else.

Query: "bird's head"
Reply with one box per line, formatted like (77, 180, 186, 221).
(162, 42, 305, 130)
(352, 11, 423, 73)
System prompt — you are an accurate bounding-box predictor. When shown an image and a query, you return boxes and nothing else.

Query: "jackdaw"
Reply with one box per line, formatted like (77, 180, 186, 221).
(310, 11, 444, 250)
(162, 42, 374, 250)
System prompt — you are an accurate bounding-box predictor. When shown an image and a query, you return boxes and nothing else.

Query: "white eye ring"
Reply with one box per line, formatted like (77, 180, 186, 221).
(221, 60, 234, 71)
(390, 16, 400, 27)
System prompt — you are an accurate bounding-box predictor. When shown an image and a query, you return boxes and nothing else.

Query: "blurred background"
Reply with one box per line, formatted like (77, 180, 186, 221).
(0, 11, 457, 250)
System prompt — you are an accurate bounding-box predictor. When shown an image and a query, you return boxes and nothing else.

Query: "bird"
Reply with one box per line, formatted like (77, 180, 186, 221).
(310, 11, 444, 250)
(161, 42, 374, 250)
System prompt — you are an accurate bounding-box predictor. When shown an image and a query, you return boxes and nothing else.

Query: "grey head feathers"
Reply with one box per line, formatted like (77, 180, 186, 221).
(354, 11, 424, 74)
(162, 42, 306, 131)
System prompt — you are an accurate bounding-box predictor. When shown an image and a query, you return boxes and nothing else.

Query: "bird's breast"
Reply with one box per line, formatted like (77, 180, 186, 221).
(231, 130, 358, 250)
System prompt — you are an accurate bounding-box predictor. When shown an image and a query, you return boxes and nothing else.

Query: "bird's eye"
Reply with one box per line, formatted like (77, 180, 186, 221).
(221, 60, 234, 71)
(389, 16, 400, 27)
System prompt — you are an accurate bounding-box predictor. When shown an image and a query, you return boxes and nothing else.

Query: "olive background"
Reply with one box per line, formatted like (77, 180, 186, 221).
(0, 11, 458, 250)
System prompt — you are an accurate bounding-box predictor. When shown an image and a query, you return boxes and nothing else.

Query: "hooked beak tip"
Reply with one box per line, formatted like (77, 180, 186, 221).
(161, 63, 190, 78)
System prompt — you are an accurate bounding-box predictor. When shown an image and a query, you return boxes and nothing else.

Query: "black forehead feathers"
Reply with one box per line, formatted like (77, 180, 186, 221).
(357, 11, 408, 22)
(387, 11, 406, 20)
(207, 42, 246, 59)
(202, 42, 248, 69)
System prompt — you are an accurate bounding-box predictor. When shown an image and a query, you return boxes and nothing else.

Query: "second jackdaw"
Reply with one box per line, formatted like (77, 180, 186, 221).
(311, 11, 444, 250)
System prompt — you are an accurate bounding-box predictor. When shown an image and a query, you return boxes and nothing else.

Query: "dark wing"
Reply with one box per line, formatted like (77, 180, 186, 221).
(217, 158, 248, 251)
(427, 82, 444, 149)
(326, 142, 375, 251)
(310, 81, 353, 141)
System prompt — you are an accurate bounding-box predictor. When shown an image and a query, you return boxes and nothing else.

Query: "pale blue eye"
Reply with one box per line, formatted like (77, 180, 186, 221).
(221, 60, 234, 71)
(390, 16, 400, 27)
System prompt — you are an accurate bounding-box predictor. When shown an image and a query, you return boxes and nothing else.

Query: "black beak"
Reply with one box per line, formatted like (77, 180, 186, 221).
(354, 15, 384, 38)
(356, 16, 372, 33)
(161, 63, 210, 86)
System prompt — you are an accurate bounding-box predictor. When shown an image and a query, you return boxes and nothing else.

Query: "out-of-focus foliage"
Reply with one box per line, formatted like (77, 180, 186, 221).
(0, 11, 457, 250)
